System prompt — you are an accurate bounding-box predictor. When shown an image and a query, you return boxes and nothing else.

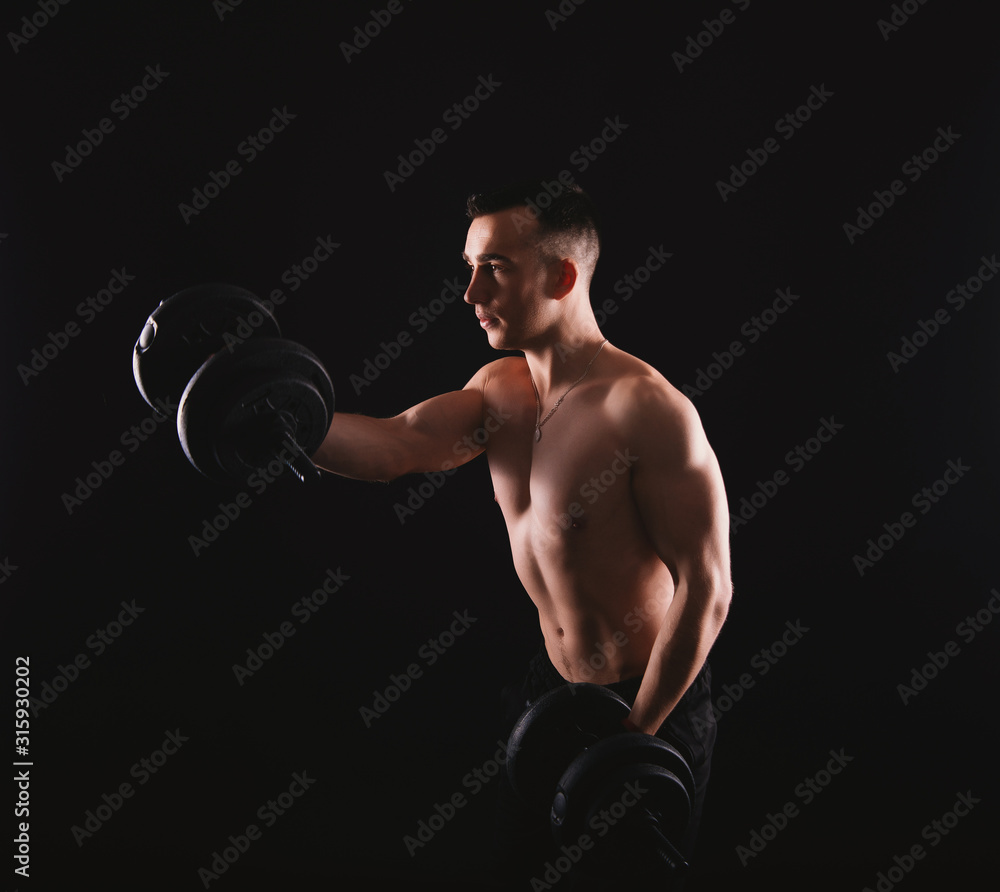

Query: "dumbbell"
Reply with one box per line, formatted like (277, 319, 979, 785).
(507, 683, 695, 879)
(132, 284, 334, 485)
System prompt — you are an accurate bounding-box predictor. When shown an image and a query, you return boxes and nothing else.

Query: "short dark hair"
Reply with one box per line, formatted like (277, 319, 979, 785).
(465, 178, 601, 286)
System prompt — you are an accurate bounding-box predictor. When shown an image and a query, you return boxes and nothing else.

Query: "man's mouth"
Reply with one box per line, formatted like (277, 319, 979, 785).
(478, 314, 497, 329)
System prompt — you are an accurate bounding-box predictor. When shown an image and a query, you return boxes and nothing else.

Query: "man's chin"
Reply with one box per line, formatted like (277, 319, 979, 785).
(487, 333, 521, 353)
(483, 322, 525, 352)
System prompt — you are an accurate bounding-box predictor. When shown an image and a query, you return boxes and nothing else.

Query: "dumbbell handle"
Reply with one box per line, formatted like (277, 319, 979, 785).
(640, 809, 689, 875)
(278, 435, 322, 483)
(242, 412, 322, 484)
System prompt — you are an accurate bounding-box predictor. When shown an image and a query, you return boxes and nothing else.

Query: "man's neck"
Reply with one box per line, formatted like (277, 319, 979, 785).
(524, 329, 608, 404)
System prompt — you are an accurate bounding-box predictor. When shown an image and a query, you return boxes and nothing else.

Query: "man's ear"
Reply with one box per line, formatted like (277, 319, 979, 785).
(551, 258, 578, 300)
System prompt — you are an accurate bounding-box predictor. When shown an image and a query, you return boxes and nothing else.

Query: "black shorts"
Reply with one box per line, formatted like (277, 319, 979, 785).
(493, 644, 717, 888)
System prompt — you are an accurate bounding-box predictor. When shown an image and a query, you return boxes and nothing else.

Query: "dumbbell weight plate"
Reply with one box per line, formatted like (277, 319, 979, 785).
(555, 761, 691, 877)
(506, 683, 631, 814)
(551, 734, 694, 848)
(133, 283, 281, 409)
(178, 338, 334, 484)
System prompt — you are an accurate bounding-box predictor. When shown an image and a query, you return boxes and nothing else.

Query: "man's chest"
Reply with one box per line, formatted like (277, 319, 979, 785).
(485, 395, 639, 529)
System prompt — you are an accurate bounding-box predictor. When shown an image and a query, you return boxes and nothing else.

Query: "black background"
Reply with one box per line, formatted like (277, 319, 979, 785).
(3, 1, 998, 889)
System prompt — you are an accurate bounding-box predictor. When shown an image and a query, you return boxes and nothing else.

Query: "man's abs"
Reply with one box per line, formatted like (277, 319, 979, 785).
(509, 510, 674, 683)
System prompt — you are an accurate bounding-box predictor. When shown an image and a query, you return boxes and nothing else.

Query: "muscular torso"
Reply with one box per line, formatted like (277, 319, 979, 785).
(478, 351, 676, 683)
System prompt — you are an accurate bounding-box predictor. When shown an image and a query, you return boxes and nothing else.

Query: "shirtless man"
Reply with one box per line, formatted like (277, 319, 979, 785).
(313, 180, 731, 880)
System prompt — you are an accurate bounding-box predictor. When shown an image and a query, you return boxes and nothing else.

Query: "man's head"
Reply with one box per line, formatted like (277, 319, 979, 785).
(462, 179, 602, 351)
(465, 179, 601, 288)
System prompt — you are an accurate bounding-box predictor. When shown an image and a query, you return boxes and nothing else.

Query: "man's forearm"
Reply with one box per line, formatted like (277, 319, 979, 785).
(311, 386, 486, 482)
(627, 582, 730, 735)
(311, 413, 408, 482)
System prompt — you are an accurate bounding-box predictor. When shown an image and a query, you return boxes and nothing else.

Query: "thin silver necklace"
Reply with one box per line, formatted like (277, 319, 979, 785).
(529, 339, 608, 442)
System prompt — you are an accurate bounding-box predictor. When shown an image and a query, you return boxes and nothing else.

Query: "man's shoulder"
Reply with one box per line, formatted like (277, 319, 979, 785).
(465, 355, 528, 390)
(607, 349, 688, 408)
(605, 350, 700, 435)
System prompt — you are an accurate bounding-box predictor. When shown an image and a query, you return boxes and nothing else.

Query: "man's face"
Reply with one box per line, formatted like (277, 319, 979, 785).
(462, 208, 556, 351)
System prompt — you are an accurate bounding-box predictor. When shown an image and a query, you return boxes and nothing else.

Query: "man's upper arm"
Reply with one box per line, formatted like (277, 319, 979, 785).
(629, 382, 731, 602)
(387, 361, 500, 475)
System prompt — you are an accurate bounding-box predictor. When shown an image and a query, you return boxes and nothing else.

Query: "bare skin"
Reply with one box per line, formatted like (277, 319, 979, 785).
(313, 207, 732, 734)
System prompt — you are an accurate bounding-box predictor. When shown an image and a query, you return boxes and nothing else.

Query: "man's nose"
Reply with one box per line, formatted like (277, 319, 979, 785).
(464, 268, 487, 304)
